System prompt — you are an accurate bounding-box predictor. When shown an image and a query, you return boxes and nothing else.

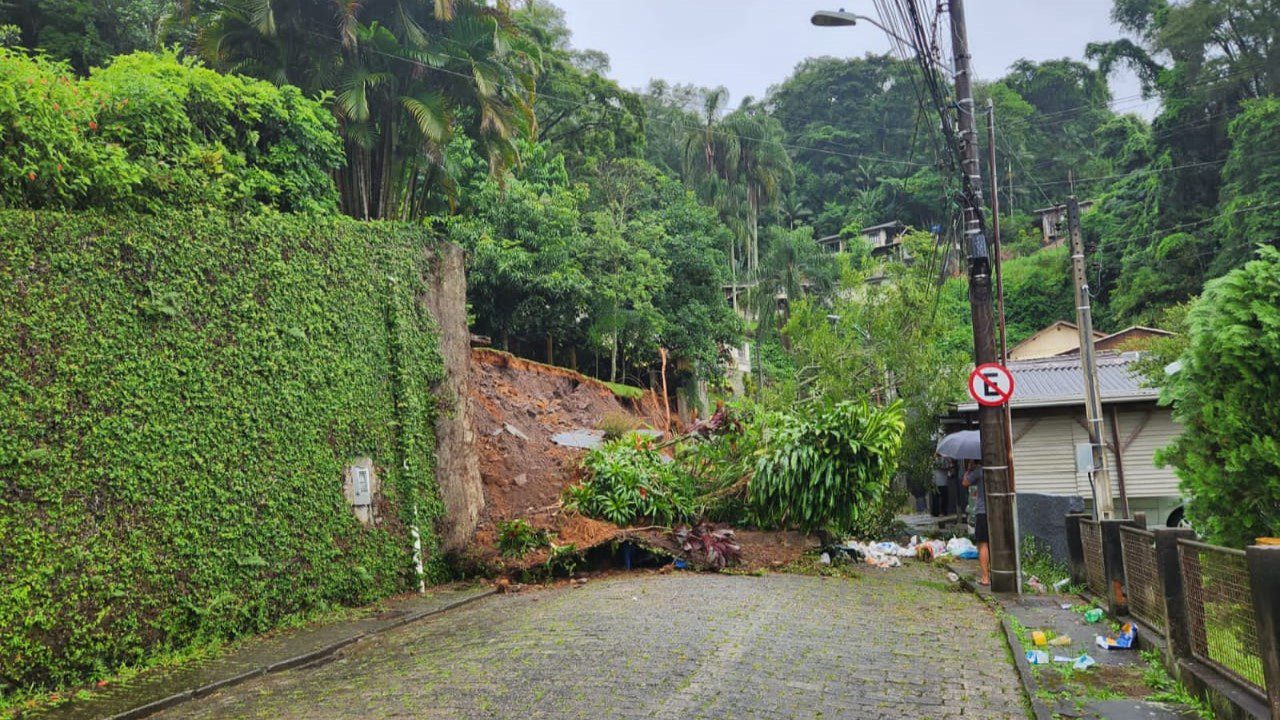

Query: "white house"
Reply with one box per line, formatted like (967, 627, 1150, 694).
(956, 352, 1186, 527)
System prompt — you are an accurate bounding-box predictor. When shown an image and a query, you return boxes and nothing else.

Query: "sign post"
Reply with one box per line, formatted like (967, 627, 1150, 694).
(968, 362, 1014, 408)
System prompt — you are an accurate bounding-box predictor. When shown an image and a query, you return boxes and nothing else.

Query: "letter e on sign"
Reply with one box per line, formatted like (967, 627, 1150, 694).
(968, 363, 1015, 407)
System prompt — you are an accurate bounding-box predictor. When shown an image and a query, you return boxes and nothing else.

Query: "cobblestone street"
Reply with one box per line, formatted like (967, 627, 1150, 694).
(155, 563, 1028, 720)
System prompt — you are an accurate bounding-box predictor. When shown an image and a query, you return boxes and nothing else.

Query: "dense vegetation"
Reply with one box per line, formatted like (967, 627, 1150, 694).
(3, 0, 1279, 698)
(0, 211, 447, 688)
(567, 401, 905, 537)
(1157, 248, 1280, 547)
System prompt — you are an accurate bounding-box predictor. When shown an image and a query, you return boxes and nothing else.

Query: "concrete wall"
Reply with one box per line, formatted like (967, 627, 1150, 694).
(422, 243, 483, 553)
(1017, 492, 1085, 565)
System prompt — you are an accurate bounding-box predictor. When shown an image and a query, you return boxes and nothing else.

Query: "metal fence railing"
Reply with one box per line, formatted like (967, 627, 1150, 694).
(1080, 519, 1107, 598)
(1119, 525, 1164, 633)
(1178, 539, 1266, 694)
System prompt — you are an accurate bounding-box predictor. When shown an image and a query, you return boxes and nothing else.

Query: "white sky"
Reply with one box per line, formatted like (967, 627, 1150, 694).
(550, 0, 1151, 116)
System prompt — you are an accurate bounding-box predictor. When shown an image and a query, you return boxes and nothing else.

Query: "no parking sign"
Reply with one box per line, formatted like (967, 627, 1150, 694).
(968, 363, 1015, 407)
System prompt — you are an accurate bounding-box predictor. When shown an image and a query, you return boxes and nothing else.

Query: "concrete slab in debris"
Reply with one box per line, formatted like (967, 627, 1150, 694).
(551, 429, 605, 449)
(551, 428, 663, 450)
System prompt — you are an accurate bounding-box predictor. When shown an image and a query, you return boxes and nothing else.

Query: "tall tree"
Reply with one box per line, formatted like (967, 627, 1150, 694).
(682, 97, 792, 278)
(207, 0, 541, 219)
(1, 0, 168, 72)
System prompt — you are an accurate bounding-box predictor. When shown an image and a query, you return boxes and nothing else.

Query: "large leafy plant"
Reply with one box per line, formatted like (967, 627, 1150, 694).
(566, 438, 696, 527)
(748, 400, 904, 534)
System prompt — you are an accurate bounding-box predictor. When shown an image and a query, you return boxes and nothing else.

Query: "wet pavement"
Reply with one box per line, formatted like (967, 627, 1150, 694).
(949, 559, 1199, 720)
(29, 586, 495, 720)
(150, 562, 1027, 720)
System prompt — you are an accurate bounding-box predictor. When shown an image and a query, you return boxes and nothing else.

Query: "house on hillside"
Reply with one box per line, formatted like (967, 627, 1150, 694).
(817, 234, 846, 254)
(1008, 320, 1104, 360)
(1055, 326, 1175, 355)
(1032, 200, 1093, 246)
(862, 220, 908, 257)
(955, 352, 1186, 528)
(816, 221, 908, 257)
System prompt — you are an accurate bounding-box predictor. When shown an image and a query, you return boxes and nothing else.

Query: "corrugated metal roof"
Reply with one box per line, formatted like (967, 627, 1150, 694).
(957, 351, 1157, 411)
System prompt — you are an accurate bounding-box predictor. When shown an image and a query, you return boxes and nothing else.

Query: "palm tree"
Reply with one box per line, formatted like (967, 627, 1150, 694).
(207, 0, 541, 219)
(682, 102, 792, 277)
(721, 111, 792, 273)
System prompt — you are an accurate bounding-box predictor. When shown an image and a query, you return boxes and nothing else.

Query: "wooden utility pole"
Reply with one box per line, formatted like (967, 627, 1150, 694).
(987, 98, 1020, 583)
(951, 0, 1019, 592)
(986, 99, 1009, 365)
(1066, 196, 1115, 519)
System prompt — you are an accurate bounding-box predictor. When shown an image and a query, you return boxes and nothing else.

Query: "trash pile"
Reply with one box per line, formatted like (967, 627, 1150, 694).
(826, 535, 978, 568)
(1025, 628, 1097, 671)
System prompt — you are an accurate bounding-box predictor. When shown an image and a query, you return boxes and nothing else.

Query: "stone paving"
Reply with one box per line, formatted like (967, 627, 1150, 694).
(154, 563, 1029, 720)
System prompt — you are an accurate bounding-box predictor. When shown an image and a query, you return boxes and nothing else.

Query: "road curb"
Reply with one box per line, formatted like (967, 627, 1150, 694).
(91, 587, 496, 720)
(945, 563, 1055, 720)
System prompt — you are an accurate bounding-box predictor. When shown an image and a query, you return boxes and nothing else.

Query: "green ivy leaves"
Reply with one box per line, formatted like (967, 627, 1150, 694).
(0, 209, 446, 689)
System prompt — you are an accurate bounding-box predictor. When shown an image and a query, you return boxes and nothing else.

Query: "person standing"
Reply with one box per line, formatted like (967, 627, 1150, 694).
(963, 460, 990, 586)
(930, 455, 951, 516)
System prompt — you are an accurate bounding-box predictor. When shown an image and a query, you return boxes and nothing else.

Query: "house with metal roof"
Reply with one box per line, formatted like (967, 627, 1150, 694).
(955, 351, 1186, 527)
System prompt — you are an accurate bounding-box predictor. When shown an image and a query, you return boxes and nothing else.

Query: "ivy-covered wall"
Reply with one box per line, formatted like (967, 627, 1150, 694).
(0, 210, 449, 688)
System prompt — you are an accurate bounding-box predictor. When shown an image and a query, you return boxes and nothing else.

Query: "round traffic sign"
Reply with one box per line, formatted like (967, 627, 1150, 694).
(968, 363, 1015, 407)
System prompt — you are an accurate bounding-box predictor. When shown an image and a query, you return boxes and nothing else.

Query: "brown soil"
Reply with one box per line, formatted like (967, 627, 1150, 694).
(464, 348, 817, 574)
(470, 349, 665, 523)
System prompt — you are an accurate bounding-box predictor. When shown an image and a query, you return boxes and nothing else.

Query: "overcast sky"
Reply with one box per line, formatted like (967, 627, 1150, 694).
(551, 0, 1151, 116)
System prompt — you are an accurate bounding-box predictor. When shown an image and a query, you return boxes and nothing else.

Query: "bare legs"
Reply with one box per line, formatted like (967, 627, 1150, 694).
(978, 542, 990, 586)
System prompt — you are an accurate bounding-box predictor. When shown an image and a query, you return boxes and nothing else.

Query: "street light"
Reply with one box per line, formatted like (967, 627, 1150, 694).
(810, 8, 913, 46)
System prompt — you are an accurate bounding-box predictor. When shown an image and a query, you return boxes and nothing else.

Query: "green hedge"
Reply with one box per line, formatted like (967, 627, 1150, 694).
(0, 210, 447, 689)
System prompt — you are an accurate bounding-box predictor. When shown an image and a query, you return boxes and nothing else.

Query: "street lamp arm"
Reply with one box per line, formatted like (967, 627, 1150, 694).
(852, 14, 914, 46)
(810, 9, 914, 47)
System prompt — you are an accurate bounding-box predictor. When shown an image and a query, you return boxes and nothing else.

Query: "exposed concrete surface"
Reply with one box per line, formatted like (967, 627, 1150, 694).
(422, 242, 483, 553)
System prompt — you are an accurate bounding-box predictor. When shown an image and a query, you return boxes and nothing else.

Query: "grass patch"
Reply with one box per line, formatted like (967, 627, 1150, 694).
(603, 381, 647, 400)
(777, 554, 861, 579)
(1141, 649, 1216, 719)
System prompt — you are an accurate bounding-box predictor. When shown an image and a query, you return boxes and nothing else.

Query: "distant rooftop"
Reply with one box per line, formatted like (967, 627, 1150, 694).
(957, 351, 1157, 412)
(860, 220, 905, 233)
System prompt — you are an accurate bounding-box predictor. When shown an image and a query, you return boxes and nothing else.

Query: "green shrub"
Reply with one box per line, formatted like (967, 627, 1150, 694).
(0, 210, 446, 690)
(0, 49, 343, 213)
(566, 438, 696, 526)
(496, 520, 552, 558)
(0, 49, 138, 209)
(748, 400, 904, 534)
(1158, 246, 1280, 546)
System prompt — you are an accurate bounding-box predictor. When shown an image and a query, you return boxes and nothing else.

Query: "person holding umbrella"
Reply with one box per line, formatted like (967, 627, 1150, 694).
(936, 430, 988, 585)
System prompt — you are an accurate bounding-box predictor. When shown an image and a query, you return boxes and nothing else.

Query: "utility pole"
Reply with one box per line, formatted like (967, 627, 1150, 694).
(987, 98, 1021, 586)
(986, 99, 1009, 365)
(951, 0, 1019, 593)
(1066, 196, 1115, 519)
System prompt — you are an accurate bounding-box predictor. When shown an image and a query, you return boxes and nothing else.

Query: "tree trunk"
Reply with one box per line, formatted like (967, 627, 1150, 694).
(568, 345, 578, 371)
(610, 334, 618, 383)
(545, 334, 554, 366)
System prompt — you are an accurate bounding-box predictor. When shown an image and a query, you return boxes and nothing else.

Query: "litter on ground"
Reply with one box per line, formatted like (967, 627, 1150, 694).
(1073, 654, 1097, 671)
(1026, 650, 1050, 665)
(1084, 608, 1104, 623)
(1096, 623, 1136, 650)
(946, 537, 979, 559)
